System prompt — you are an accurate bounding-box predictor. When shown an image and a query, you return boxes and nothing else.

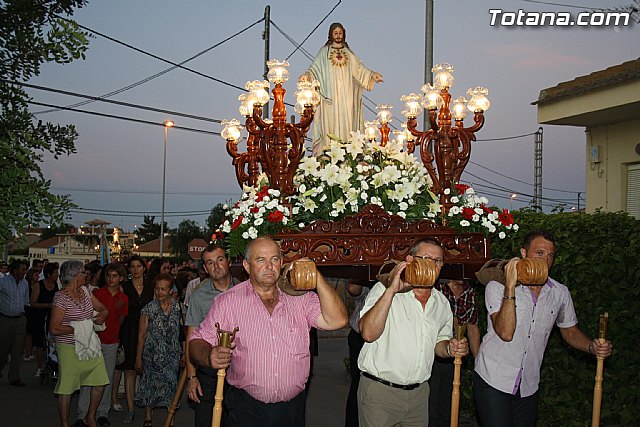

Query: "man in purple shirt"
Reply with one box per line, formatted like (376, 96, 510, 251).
(474, 230, 613, 427)
(190, 236, 348, 426)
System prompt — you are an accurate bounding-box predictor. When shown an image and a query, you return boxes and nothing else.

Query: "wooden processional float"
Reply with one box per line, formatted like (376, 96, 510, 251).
(221, 60, 496, 427)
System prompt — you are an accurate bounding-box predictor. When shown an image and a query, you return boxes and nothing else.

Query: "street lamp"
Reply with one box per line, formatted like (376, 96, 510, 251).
(510, 193, 517, 211)
(160, 119, 174, 258)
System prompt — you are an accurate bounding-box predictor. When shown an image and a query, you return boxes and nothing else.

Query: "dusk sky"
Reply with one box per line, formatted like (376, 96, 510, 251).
(28, 0, 639, 231)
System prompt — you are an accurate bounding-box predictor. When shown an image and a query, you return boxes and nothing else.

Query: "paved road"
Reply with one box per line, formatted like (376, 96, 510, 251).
(0, 337, 350, 427)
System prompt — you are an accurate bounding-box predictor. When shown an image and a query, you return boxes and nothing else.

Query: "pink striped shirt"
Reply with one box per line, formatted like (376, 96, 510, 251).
(190, 279, 321, 403)
(52, 287, 93, 345)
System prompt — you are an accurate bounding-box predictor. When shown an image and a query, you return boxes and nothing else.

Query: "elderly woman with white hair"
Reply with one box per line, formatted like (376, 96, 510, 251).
(49, 260, 109, 427)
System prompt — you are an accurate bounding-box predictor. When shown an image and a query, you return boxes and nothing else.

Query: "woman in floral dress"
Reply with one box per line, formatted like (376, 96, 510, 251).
(135, 273, 183, 426)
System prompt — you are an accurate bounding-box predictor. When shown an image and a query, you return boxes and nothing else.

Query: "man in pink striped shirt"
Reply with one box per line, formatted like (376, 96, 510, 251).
(190, 236, 348, 426)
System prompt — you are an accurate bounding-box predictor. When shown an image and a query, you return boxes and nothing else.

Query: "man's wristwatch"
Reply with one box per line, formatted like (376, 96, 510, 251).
(187, 375, 196, 381)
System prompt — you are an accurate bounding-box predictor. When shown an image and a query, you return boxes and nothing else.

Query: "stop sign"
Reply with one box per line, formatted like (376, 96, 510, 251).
(187, 238, 208, 259)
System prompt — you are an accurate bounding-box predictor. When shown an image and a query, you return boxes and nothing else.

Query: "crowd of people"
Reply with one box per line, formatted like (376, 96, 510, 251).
(0, 255, 205, 427)
(0, 228, 616, 427)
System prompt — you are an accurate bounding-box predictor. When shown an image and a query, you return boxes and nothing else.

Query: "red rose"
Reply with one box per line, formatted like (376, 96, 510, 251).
(255, 186, 269, 202)
(498, 209, 514, 226)
(461, 207, 475, 220)
(231, 215, 244, 230)
(250, 206, 259, 213)
(267, 210, 284, 223)
(455, 183, 470, 194)
(480, 204, 493, 214)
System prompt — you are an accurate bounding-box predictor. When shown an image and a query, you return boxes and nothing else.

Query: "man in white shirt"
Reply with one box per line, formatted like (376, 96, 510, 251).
(357, 239, 468, 427)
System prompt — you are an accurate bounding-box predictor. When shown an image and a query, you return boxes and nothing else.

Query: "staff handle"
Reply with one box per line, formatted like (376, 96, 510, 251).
(591, 349, 605, 427)
(591, 312, 608, 427)
(164, 368, 187, 427)
(450, 320, 467, 427)
(212, 367, 226, 427)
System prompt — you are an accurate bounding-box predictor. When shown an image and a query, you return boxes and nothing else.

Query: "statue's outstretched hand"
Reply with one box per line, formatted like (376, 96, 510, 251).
(373, 72, 384, 83)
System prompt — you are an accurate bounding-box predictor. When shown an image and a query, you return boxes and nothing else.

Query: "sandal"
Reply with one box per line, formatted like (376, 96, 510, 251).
(122, 411, 135, 424)
(143, 421, 152, 427)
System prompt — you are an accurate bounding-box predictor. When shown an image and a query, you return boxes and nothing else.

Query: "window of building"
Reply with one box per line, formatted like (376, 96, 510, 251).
(627, 163, 640, 219)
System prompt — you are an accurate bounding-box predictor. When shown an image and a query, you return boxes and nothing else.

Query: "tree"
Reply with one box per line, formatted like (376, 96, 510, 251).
(169, 220, 204, 259)
(136, 215, 167, 244)
(206, 203, 226, 238)
(0, 1, 90, 244)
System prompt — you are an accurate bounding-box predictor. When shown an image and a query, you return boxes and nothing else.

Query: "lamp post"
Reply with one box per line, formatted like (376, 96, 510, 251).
(510, 193, 517, 211)
(160, 120, 174, 258)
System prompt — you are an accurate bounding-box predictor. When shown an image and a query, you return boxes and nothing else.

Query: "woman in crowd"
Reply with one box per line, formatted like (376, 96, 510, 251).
(49, 260, 109, 427)
(135, 273, 183, 427)
(29, 262, 59, 378)
(116, 255, 154, 424)
(146, 258, 170, 285)
(23, 267, 40, 362)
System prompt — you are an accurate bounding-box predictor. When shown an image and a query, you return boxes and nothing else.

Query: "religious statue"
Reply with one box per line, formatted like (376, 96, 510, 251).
(299, 23, 383, 155)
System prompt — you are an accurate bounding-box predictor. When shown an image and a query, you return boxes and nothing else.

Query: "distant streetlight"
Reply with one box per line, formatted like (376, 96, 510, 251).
(510, 193, 517, 211)
(160, 120, 174, 258)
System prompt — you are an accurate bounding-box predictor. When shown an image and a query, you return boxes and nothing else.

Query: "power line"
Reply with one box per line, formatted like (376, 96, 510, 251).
(56, 15, 251, 93)
(520, 0, 605, 10)
(476, 131, 538, 142)
(11, 79, 222, 124)
(37, 18, 265, 115)
(73, 207, 211, 214)
(70, 209, 209, 218)
(27, 101, 220, 136)
(468, 160, 583, 194)
(52, 187, 239, 197)
(285, 0, 342, 60)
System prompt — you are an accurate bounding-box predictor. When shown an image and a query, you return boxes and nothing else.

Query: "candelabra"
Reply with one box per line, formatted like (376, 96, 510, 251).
(402, 64, 490, 214)
(222, 60, 320, 196)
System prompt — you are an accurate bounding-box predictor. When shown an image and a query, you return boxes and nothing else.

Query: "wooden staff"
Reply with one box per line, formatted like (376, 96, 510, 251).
(212, 323, 238, 427)
(450, 319, 467, 427)
(163, 367, 187, 427)
(591, 312, 608, 427)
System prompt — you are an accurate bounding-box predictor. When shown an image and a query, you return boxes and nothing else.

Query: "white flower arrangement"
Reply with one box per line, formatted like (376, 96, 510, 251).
(219, 175, 295, 257)
(291, 131, 438, 223)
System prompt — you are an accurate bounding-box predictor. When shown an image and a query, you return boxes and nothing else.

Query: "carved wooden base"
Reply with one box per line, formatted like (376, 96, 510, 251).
(272, 205, 489, 281)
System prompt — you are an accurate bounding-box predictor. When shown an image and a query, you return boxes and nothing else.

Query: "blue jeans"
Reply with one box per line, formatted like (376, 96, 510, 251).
(473, 371, 539, 427)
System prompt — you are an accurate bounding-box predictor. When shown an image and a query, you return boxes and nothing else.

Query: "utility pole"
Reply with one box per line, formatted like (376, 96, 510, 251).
(423, 0, 434, 132)
(263, 5, 270, 119)
(533, 127, 543, 211)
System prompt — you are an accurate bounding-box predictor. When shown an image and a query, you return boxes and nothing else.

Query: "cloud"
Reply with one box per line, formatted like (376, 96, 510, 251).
(484, 44, 590, 69)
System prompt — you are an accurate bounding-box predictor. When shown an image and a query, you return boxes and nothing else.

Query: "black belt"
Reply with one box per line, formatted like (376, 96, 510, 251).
(0, 312, 24, 319)
(362, 372, 422, 390)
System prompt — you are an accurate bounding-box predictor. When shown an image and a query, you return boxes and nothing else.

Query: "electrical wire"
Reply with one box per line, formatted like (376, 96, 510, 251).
(476, 131, 538, 142)
(55, 16, 251, 93)
(520, 0, 605, 10)
(52, 187, 239, 197)
(468, 160, 584, 195)
(11, 79, 222, 124)
(73, 207, 212, 214)
(27, 100, 220, 135)
(285, 0, 342, 60)
(38, 17, 265, 115)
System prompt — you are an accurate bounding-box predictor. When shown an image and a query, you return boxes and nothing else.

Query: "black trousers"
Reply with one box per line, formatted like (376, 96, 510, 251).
(428, 356, 454, 427)
(473, 371, 539, 427)
(345, 329, 365, 427)
(194, 366, 228, 427)
(225, 385, 306, 427)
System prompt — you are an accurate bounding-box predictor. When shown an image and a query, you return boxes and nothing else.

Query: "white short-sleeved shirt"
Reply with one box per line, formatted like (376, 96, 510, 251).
(357, 282, 452, 385)
(474, 277, 578, 397)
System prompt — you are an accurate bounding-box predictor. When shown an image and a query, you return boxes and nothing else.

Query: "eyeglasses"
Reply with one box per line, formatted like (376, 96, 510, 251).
(413, 255, 444, 266)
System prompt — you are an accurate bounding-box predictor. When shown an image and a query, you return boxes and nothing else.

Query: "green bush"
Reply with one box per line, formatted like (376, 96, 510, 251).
(471, 210, 640, 426)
